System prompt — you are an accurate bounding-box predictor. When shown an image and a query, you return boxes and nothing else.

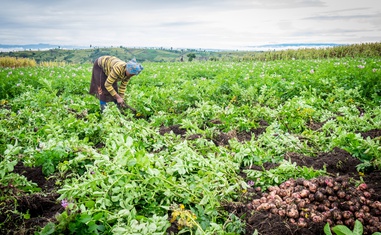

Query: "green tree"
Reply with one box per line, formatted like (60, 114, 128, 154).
(187, 53, 196, 61)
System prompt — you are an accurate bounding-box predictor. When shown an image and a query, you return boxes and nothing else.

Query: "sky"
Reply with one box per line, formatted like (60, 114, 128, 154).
(0, 0, 380, 50)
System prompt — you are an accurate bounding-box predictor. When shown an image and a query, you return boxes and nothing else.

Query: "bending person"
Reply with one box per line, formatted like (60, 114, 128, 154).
(89, 56, 143, 112)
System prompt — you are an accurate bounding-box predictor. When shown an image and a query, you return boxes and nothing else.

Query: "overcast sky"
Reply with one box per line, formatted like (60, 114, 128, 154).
(1, 0, 380, 50)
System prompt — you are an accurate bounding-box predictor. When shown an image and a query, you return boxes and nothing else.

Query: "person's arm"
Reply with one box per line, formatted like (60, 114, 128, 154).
(104, 70, 124, 104)
(104, 73, 118, 97)
(105, 65, 130, 105)
(118, 80, 129, 99)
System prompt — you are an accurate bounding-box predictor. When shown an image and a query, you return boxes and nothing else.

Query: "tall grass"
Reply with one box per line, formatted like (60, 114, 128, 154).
(0, 56, 37, 68)
(0, 56, 72, 68)
(239, 42, 381, 61)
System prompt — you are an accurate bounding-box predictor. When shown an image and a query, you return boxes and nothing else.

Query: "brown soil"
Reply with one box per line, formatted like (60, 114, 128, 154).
(0, 162, 63, 235)
(159, 124, 187, 136)
(158, 119, 269, 146)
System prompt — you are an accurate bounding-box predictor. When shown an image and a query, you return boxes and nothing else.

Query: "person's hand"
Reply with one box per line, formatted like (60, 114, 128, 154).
(115, 95, 126, 107)
(116, 97, 124, 104)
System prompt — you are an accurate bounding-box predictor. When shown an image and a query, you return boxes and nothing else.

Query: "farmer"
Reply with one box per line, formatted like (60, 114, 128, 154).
(89, 56, 143, 112)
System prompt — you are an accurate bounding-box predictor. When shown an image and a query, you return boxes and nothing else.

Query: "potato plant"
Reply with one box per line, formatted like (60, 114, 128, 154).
(0, 56, 380, 234)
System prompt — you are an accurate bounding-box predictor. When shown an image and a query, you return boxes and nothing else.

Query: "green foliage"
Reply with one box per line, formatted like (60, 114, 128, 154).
(34, 147, 69, 176)
(324, 219, 381, 235)
(38, 211, 107, 235)
(187, 53, 196, 61)
(0, 55, 380, 234)
(244, 160, 326, 190)
(0, 144, 40, 197)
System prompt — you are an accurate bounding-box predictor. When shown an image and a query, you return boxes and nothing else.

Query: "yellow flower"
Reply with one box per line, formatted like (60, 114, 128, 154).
(170, 211, 180, 223)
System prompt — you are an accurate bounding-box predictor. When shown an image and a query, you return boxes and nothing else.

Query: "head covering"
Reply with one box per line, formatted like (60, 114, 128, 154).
(126, 58, 143, 75)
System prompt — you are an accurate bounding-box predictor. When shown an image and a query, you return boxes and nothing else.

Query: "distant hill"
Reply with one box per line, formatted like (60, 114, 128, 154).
(0, 46, 218, 63)
(0, 42, 346, 63)
(0, 42, 379, 63)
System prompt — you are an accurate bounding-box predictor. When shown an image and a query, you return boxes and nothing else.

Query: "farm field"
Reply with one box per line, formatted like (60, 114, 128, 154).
(1, 57, 381, 234)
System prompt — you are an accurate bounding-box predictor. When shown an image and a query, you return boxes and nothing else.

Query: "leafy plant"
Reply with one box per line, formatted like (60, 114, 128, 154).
(244, 160, 326, 190)
(34, 147, 69, 176)
(1, 55, 380, 235)
(38, 211, 107, 235)
(324, 219, 381, 235)
(0, 144, 41, 198)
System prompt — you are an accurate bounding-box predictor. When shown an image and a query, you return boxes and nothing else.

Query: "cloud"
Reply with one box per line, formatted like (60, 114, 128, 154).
(300, 7, 381, 34)
(0, 0, 380, 49)
(321, 7, 372, 14)
(291, 28, 375, 36)
(158, 21, 204, 27)
(245, 0, 326, 9)
(303, 13, 379, 21)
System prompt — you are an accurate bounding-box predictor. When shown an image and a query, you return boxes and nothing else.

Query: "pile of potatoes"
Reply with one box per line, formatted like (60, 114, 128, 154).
(249, 176, 381, 234)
